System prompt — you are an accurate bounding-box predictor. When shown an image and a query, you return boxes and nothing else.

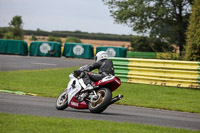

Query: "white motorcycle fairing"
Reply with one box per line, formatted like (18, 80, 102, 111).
(65, 74, 88, 109)
(66, 74, 82, 104)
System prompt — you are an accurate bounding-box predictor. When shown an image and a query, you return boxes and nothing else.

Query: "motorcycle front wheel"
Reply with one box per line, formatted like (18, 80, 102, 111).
(88, 88, 112, 113)
(56, 90, 68, 110)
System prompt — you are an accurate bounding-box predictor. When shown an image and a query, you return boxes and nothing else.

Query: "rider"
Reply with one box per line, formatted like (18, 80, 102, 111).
(73, 51, 115, 98)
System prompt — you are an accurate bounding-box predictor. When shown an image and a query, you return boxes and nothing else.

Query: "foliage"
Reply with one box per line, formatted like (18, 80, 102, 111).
(21, 29, 133, 41)
(65, 36, 82, 43)
(184, 0, 200, 61)
(130, 36, 170, 52)
(156, 52, 180, 60)
(103, 0, 193, 53)
(47, 35, 62, 44)
(0, 27, 133, 41)
(55, 37, 62, 44)
(9, 16, 23, 29)
(47, 35, 55, 41)
(8, 15, 24, 40)
(3, 32, 13, 39)
(29, 34, 37, 41)
(0, 27, 9, 33)
(0, 30, 3, 38)
(126, 51, 180, 60)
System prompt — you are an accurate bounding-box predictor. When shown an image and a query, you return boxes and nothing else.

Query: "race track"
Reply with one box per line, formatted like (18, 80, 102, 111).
(0, 93, 200, 130)
(0, 55, 200, 131)
(0, 55, 93, 71)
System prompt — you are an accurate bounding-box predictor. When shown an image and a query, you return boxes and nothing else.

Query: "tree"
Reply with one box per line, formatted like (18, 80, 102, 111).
(103, 0, 193, 53)
(29, 34, 37, 41)
(65, 36, 82, 43)
(184, 0, 200, 61)
(131, 36, 170, 52)
(9, 15, 24, 40)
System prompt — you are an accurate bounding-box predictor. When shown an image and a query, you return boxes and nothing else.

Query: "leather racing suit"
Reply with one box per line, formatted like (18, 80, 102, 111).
(74, 59, 115, 86)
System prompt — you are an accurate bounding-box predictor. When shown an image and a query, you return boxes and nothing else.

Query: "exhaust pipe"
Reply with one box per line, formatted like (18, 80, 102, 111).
(110, 94, 123, 104)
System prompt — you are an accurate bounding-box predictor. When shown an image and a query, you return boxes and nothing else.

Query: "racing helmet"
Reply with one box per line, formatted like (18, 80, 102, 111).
(95, 51, 108, 62)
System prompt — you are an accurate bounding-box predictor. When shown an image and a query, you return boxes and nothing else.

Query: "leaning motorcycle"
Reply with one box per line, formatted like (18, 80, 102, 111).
(55, 65, 123, 113)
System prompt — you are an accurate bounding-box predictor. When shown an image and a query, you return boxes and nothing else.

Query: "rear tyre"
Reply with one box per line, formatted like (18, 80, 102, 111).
(56, 90, 68, 110)
(88, 88, 112, 113)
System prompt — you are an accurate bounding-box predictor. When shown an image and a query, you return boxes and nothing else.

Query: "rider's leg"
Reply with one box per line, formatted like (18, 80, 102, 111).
(80, 72, 95, 91)
(77, 73, 105, 102)
(88, 73, 105, 81)
(82, 73, 106, 91)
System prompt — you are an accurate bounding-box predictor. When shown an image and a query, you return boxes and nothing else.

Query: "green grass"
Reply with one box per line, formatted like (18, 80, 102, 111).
(113, 83, 200, 113)
(0, 67, 78, 97)
(0, 113, 198, 133)
(0, 67, 200, 113)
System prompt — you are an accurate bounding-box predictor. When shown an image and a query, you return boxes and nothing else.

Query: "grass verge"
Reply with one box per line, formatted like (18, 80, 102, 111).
(0, 113, 198, 133)
(0, 67, 200, 113)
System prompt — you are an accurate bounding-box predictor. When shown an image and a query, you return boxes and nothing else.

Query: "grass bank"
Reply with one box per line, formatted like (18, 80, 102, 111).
(0, 67, 200, 113)
(0, 113, 198, 133)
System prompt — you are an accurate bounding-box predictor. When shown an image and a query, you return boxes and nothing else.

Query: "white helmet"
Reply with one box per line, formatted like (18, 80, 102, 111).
(95, 51, 108, 62)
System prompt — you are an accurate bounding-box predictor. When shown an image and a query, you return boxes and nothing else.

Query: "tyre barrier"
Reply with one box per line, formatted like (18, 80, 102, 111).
(109, 57, 200, 88)
(0, 39, 28, 56)
(30, 41, 61, 57)
(63, 43, 94, 59)
(97, 46, 127, 58)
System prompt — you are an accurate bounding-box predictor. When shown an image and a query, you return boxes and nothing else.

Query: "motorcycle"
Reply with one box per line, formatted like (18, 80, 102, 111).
(55, 65, 123, 113)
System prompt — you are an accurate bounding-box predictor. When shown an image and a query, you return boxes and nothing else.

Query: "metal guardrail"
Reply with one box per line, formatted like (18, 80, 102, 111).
(109, 57, 200, 88)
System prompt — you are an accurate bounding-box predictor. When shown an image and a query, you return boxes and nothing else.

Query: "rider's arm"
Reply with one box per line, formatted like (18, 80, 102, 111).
(89, 61, 102, 71)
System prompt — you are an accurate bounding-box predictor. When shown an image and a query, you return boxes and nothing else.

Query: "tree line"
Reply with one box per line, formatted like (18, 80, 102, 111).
(0, 27, 133, 42)
(25, 29, 132, 42)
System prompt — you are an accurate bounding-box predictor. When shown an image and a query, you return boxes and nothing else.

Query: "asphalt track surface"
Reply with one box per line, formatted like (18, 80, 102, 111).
(1, 93, 200, 131)
(0, 55, 94, 71)
(0, 55, 200, 131)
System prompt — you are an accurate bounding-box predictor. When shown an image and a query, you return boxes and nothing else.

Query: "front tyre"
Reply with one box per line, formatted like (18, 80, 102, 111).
(88, 88, 112, 113)
(56, 90, 68, 110)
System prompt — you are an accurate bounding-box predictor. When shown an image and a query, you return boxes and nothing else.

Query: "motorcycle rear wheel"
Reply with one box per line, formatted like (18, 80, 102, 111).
(88, 88, 112, 113)
(56, 90, 68, 110)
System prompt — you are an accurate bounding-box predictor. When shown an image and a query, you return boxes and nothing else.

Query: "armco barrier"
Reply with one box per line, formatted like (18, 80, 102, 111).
(109, 57, 200, 88)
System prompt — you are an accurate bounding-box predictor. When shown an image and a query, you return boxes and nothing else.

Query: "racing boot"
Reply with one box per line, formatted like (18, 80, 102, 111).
(82, 84, 94, 92)
(83, 83, 99, 91)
